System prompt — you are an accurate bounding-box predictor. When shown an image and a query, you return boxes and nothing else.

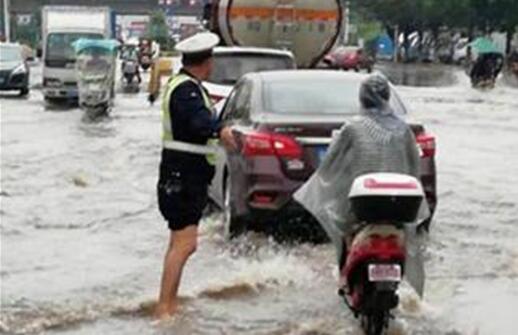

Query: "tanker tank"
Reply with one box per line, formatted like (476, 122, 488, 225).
(207, 0, 343, 68)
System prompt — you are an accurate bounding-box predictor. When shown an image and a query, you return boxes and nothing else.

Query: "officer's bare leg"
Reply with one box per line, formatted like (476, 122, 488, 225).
(155, 225, 198, 319)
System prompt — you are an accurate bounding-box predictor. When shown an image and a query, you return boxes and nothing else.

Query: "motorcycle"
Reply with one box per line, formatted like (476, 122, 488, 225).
(338, 173, 425, 335)
(138, 38, 153, 71)
(469, 57, 500, 90)
(74, 39, 119, 120)
(122, 60, 138, 84)
(120, 45, 141, 92)
(467, 40, 503, 90)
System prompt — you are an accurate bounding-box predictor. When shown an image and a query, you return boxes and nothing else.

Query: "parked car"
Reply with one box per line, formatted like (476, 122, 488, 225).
(0, 43, 30, 96)
(205, 47, 296, 105)
(209, 71, 437, 238)
(323, 46, 374, 72)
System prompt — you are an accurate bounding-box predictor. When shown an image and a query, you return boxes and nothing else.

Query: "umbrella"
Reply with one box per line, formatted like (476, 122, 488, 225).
(469, 37, 501, 55)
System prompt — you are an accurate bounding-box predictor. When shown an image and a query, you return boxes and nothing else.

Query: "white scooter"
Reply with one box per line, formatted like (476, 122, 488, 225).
(339, 173, 426, 335)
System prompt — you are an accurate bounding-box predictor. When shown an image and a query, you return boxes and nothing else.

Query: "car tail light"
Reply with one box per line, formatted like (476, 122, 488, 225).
(251, 191, 276, 205)
(210, 94, 225, 104)
(416, 132, 436, 157)
(242, 132, 302, 159)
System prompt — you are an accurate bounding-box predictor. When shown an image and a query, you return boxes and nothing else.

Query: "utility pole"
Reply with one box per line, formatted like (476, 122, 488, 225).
(394, 25, 399, 63)
(342, 1, 350, 45)
(3, 0, 10, 42)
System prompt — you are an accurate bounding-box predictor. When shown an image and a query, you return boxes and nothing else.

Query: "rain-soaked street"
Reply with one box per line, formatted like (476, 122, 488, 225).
(1, 63, 518, 335)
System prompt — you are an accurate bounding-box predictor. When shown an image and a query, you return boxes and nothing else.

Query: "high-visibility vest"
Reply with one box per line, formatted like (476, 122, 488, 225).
(161, 73, 217, 165)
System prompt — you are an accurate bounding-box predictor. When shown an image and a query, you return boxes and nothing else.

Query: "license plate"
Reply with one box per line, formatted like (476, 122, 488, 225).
(316, 145, 328, 164)
(368, 264, 402, 282)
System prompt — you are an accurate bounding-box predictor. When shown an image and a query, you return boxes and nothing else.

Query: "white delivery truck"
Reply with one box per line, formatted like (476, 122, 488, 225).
(42, 6, 113, 101)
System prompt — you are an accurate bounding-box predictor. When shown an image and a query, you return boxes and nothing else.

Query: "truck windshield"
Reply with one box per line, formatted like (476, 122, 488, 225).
(46, 33, 103, 62)
(0, 46, 23, 62)
(209, 53, 295, 85)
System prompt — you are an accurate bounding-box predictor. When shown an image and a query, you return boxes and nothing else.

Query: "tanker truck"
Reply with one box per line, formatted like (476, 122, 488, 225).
(205, 0, 344, 68)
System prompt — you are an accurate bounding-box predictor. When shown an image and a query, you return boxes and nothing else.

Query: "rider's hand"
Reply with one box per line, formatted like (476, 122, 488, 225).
(219, 127, 237, 152)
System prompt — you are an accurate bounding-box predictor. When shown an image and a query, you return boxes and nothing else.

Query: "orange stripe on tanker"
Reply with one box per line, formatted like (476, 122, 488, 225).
(229, 7, 339, 21)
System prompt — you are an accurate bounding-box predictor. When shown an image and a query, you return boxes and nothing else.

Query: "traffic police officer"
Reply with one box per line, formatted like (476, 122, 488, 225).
(155, 32, 236, 319)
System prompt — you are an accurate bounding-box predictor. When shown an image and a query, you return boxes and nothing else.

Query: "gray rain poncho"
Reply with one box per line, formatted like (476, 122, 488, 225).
(294, 74, 429, 296)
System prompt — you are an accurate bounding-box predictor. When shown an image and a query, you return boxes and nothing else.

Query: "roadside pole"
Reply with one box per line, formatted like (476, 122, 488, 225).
(393, 25, 399, 63)
(343, 1, 350, 45)
(3, 0, 10, 42)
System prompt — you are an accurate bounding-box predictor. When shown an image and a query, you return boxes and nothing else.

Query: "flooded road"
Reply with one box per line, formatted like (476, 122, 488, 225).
(1, 65, 518, 335)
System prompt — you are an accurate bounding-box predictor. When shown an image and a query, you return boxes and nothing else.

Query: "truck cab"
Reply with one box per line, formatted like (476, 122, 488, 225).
(43, 30, 105, 100)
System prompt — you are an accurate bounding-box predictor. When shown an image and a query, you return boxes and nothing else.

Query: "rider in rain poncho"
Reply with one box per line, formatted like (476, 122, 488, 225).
(294, 74, 429, 296)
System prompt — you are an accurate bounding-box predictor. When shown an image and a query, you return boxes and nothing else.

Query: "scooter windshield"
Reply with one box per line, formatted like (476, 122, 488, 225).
(75, 53, 115, 107)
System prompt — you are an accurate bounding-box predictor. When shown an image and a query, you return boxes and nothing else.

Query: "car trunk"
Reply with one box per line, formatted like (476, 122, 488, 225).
(253, 114, 432, 182)
(255, 114, 347, 181)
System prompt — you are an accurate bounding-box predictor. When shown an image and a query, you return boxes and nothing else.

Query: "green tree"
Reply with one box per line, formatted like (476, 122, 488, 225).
(146, 11, 171, 51)
(350, 0, 423, 59)
(463, 0, 517, 51)
(350, 0, 518, 54)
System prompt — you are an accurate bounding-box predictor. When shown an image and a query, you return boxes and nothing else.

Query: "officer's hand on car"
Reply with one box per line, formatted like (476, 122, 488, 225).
(219, 126, 238, 151)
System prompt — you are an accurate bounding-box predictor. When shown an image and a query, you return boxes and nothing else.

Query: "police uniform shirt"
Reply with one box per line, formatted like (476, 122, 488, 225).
(161, 69, 221, 180)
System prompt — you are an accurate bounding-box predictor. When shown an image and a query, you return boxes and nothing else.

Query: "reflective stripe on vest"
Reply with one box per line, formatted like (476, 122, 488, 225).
(163, 140, 218, 155)
(161, 73, 217, 165)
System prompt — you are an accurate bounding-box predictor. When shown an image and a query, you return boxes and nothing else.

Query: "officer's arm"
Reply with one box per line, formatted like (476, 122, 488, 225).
(171, 82, 220, 138)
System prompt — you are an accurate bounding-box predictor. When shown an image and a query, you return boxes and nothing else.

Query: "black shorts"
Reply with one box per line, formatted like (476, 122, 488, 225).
(157, 170, 209, 231)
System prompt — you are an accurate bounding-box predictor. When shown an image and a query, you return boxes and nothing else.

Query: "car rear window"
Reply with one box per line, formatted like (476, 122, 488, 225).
(209, 53, 295, 85)
(263, 78, 407, 116)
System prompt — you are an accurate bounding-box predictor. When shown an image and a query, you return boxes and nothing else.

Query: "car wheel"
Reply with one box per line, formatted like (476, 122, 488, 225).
(19, 88, 29, 96)
(223, 173, 246, 239)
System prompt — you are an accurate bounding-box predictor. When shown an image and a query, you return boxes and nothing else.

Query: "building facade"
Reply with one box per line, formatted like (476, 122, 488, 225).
(9, 0, 204, 15)
(2, 0, 206, 45)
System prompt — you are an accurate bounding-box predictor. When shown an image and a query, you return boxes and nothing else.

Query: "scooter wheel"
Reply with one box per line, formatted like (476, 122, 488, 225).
(362, 312, 386, 335)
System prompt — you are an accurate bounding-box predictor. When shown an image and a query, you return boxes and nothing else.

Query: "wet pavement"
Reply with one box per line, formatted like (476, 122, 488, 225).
(1, 64, 518, 335)
(377, 62, 458, 87)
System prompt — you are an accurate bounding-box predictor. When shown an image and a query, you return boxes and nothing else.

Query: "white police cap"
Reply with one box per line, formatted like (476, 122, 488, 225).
(175, 32, 220, 55)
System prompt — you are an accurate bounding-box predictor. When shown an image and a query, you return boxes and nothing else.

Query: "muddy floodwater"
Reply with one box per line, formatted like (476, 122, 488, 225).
(1, 64, 518, 335)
